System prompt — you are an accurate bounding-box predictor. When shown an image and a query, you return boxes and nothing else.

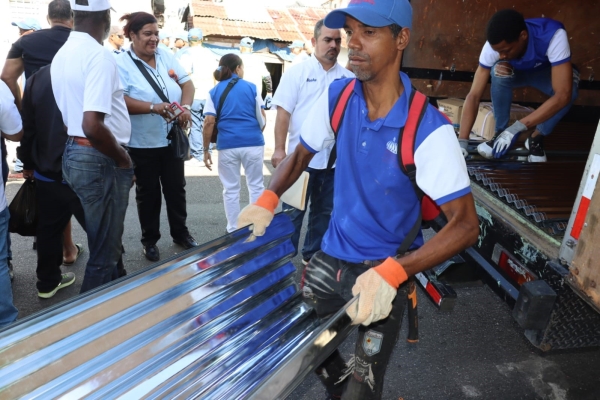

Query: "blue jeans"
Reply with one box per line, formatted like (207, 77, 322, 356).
(0, 207, 18, 327)
(491, 63, 579, 136)
(282, 167, 334, 261)
(190, 99, 214, 161)
(62, 139, 133, 293)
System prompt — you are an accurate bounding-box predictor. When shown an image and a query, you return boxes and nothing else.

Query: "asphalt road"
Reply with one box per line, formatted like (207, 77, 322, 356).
(4, 109, 600, 400)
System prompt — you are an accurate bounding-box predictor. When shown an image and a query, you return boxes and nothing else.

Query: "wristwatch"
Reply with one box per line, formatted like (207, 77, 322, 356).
(149, 103, 155, 115)
(181, 104, 191, 111)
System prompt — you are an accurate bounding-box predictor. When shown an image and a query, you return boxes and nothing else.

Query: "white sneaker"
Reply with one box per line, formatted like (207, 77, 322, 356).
(477, 139, 495, 159)
(527, 154, 547, 162)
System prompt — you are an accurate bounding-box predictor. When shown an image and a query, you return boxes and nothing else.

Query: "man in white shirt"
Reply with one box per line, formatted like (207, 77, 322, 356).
(0, 80, 23, 327)
(239, 37, 273, 109)
(51, 0, 133, 293)
(176, 27, 218, 161)
(105, 25, 125, 55)
(271, 19, 354, 265)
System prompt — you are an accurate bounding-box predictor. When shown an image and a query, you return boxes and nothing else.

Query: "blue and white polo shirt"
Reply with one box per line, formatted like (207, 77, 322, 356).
(299, 72, 471, 263)
(479, 18, 571, 71)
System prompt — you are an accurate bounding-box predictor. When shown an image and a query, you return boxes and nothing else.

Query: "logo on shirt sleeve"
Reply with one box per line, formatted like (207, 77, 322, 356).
(306, 78, 317, 82)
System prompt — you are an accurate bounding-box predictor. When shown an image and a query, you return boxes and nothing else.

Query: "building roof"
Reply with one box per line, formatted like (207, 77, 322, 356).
(191, 0, 330, 43)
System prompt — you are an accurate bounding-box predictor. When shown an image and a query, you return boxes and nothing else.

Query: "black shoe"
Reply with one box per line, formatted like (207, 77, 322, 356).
(143, 245, 160, 262)
(173, 235, 198, 249)
(525, 135, 547, 162)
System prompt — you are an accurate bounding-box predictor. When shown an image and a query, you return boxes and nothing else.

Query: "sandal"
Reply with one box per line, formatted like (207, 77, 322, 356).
(63, 244, 84, 266)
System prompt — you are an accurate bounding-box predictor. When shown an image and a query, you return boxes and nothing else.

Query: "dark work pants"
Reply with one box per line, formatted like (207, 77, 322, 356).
(35, 179, 85, 292)
(302, 250, 409, 400)
(128, 146, 189, 246)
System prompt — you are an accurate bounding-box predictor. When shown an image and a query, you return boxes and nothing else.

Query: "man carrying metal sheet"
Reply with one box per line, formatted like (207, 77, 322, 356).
(457, 9, 579, 162)
(237, 0, 480, 398)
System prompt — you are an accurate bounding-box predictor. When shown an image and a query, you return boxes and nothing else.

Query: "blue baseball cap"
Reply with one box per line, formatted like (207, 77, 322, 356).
(188, 28, 203, 41)
(159, 31, 169, 40)
(12, 18, 41, 31)
(175, 31, 188, 42)
(324, 0, 412, 30)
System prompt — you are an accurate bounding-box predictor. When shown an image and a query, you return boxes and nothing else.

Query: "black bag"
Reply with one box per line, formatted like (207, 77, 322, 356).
(211, 77, 240, 144)
(8, 179, 38, 236)
(128, 51, 190, 160)
(167, 122, 190, 160)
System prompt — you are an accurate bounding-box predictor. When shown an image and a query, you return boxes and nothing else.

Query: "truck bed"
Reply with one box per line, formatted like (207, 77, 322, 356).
(468, 160, 586, 240)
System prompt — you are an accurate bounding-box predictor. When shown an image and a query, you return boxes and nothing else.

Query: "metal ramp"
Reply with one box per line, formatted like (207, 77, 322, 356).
(0, 214, 355, 399)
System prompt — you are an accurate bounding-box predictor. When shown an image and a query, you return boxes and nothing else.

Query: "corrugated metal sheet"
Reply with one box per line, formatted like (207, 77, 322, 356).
(191, 1, 228, 18)
(194, 16, 282, 40)
(0, 214, 356, 399)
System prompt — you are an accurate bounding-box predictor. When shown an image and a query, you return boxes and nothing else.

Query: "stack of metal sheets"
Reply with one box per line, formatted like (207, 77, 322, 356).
(467, 161, 585, 237)
(0, 214, 355, 399)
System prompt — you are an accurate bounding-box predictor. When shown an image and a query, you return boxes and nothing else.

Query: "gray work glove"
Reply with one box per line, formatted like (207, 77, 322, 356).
(458, 139, 469, 158)
(492, 121, 528, 158)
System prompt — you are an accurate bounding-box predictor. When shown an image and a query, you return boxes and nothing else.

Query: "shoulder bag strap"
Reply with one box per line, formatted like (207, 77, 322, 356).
(128, 51, 169, 104)
(326, 79, 356, 171)
(216, 77, 240, 120)
(396, 88, 429, 255)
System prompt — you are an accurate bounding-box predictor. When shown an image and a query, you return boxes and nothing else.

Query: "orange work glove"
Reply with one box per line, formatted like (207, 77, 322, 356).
(237, 190, 279, 236)
(347, 257, 408, 326)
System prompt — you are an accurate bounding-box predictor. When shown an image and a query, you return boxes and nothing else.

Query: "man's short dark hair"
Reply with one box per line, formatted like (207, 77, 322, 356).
(389, 24, 402, 38)
(73, 9, 107, 26)
(486, 9, 527, 45)
(48, 0, 71, 22)
(314, 19, 325, 40)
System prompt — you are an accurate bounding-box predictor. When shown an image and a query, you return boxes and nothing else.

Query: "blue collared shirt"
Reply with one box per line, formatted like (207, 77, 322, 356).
(299, 73, 471, 262)
(116, 47, 190, 148)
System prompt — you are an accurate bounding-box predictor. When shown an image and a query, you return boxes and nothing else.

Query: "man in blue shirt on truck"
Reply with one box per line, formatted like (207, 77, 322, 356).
(457, 9, 579, 162)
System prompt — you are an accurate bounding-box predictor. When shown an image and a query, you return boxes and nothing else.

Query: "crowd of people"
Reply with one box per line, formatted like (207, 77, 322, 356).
(0, 0, 578, 398)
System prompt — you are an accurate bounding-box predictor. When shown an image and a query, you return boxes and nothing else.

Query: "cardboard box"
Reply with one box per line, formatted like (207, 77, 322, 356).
(437, 98, 464, 128)
(472, 102, 534, 140)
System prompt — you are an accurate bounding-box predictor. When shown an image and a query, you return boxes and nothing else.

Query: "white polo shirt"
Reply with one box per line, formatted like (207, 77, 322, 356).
(176, 45, 219, 101)
(51, 32, 131, 145)
(272, 55, 354, 169)
(0, 81, 22, 212)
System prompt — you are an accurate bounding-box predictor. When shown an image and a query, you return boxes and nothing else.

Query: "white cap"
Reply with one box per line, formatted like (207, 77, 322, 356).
(70, 0, 115, 12)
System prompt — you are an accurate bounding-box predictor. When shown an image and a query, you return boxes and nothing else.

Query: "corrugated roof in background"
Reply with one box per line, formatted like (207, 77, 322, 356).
(191, 0, 330, 43)
(193, 16, 282, 40)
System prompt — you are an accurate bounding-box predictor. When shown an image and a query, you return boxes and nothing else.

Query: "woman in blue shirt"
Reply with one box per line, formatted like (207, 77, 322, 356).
(202, 54, 266, 233)
(116, 12, 197, 262)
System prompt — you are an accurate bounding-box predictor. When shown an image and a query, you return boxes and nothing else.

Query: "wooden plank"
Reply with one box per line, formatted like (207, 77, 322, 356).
(570, 168, 600, 310)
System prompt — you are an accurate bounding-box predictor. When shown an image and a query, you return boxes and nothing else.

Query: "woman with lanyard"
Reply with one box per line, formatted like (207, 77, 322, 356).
(202, 54, 266, 233)
(116, 12, 197, 262)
